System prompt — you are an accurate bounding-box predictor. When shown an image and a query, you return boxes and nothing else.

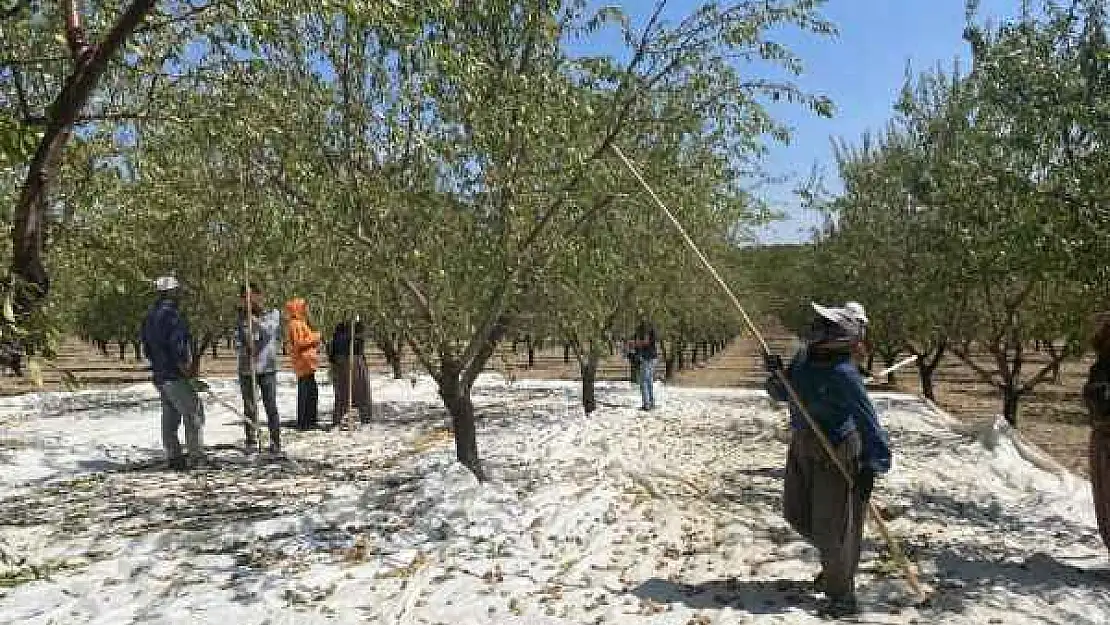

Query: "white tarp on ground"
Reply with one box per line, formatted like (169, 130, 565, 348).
(0, 374, 1107, 624)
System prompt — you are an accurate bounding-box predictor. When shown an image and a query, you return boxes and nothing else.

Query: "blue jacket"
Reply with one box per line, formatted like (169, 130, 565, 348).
(766, 347, 892, 473)
(140, 298, 192, 384)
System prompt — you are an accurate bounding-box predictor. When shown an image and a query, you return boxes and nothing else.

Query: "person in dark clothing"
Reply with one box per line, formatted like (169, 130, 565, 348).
(329, 319, 372, 426)
(627, 317, 658, 411)
(140, 276, 205, 470)
(764, 301, 891, 618)
(1085, 314, 1110, 551)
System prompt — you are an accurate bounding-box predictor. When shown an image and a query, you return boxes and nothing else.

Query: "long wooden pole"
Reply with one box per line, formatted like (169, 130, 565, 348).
(244, 259, 264, 451)
(610, 144, 925, 600)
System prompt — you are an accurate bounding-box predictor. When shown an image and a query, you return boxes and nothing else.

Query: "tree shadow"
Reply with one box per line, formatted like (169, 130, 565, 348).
(632, 576, 818, 614)
(917, 548, 1110, 619)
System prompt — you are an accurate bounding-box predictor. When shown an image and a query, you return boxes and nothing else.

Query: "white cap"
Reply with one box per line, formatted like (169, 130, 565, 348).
(810, 302, 864, 340)
(153, 276, 180, 292)
(845, 301, 869, 325)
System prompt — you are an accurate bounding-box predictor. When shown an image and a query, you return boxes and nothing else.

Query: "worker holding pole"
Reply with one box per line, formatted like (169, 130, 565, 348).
(609, 144, 925, 613)
(236, 281, 283, 455)
(765, 302, 891, 618)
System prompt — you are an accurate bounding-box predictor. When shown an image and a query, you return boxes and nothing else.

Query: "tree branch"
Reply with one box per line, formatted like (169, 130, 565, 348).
(952, 345, 1005, 389)
(12, 0, 159, 312)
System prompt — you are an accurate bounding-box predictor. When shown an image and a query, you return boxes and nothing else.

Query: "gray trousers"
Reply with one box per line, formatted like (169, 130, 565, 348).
(156, 379, 205, 461)
(239, 371, 280, 443)
(783, 427, 865, 599)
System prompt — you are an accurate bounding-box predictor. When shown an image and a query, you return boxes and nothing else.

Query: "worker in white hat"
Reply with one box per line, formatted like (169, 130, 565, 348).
(763, 301, 890, 617)
(140, 275, 206, 470)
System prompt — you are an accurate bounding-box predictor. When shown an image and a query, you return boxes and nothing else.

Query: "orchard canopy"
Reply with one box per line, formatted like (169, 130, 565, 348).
(3, 0, 1110, 475)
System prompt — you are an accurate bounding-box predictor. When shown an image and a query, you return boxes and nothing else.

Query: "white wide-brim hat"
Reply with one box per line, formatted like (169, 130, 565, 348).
(153, 276, 180, 292)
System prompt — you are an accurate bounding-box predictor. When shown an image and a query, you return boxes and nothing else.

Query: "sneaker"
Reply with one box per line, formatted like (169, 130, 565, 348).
(818, 595, 860, 619)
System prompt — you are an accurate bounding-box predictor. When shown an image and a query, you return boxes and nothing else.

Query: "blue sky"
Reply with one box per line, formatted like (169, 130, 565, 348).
(582, 1, 1024, 243)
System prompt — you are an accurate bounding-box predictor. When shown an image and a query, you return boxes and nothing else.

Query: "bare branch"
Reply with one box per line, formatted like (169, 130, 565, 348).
(952, 345, 1005, 389)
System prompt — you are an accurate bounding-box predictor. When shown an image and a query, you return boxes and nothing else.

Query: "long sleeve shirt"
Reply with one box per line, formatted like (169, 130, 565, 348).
(236, 309, 281, 375)
(140, 299, 192, 384)
(766, 346, 892, 473)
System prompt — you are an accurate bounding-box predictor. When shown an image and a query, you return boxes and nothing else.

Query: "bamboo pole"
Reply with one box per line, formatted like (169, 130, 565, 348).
(610, 144, 926, 600)
(244, 260, 265, 452)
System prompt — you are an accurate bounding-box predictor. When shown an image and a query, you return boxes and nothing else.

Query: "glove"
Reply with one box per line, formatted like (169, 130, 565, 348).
(856, 467, 876, 500)
(763, 353, 784, 373)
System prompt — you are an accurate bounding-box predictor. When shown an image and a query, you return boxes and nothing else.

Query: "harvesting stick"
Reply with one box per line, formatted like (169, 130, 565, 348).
(865, 355, 919, 385)
(610, 144, 927, 601)
(244, 259, 266, 451)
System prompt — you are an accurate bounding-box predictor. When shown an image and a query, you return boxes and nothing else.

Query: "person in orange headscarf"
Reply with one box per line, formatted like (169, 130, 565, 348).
(1085, 313, 1110, 550)
(285, 298, 321, 431)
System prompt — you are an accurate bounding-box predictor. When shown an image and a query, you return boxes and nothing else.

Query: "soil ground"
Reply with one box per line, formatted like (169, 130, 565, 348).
(0, 325, 1091, 476)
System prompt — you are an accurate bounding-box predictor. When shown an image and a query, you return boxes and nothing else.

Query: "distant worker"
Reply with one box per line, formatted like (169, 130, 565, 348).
(1085, 314, 1110, 551)
(140, 276, 205, 471)
(236, 282, 283, 454)
(285, 298, 322, 431)
(626, 315, 658, 411)
(764, 302, 891, 618)
(329, 318, 372, 427)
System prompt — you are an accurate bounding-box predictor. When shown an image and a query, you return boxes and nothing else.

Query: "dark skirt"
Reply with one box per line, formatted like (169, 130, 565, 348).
(1091, 426, 1110, 550)
(330, 355, 371, 423)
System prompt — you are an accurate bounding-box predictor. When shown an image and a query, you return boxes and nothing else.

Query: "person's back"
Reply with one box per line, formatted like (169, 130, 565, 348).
(284, 298, 319, 378)
(634, 321, 657, 360)
(142, 298, 189, 384)
(777, 347, 881, 448)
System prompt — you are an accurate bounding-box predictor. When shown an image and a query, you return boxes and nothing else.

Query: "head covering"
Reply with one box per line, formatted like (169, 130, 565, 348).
(845, 301, 869, 326)
(284, 297, 308, 321)
(153, 276, 180, 292)
(808, 302, 864, 344)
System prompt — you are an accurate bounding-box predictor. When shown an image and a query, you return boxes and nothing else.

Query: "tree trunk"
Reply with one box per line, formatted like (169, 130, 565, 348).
(563, 342, 571, 364)
(676, 342, 685, 371)
(210, 342, 218, 359)
(629, 355, 639, 384)
(882, 354, 898, 385)
(1002, 386, 1022, 426)
(527, 337, 535, 369)
(118, 341, 126, 361)
(580, 353, 598, 414)
(664, 349, 677, 381)
(438, 373, 485, 480)
(131, 340, 141, 360)
(11, 0, 159, 322)
(377, 337, 405, 379)
(918, 363, 937, 401)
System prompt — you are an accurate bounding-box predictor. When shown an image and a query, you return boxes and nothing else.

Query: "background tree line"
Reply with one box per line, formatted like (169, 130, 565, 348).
(3, 1, 836, 478)
(753, 0, 1110, 426)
